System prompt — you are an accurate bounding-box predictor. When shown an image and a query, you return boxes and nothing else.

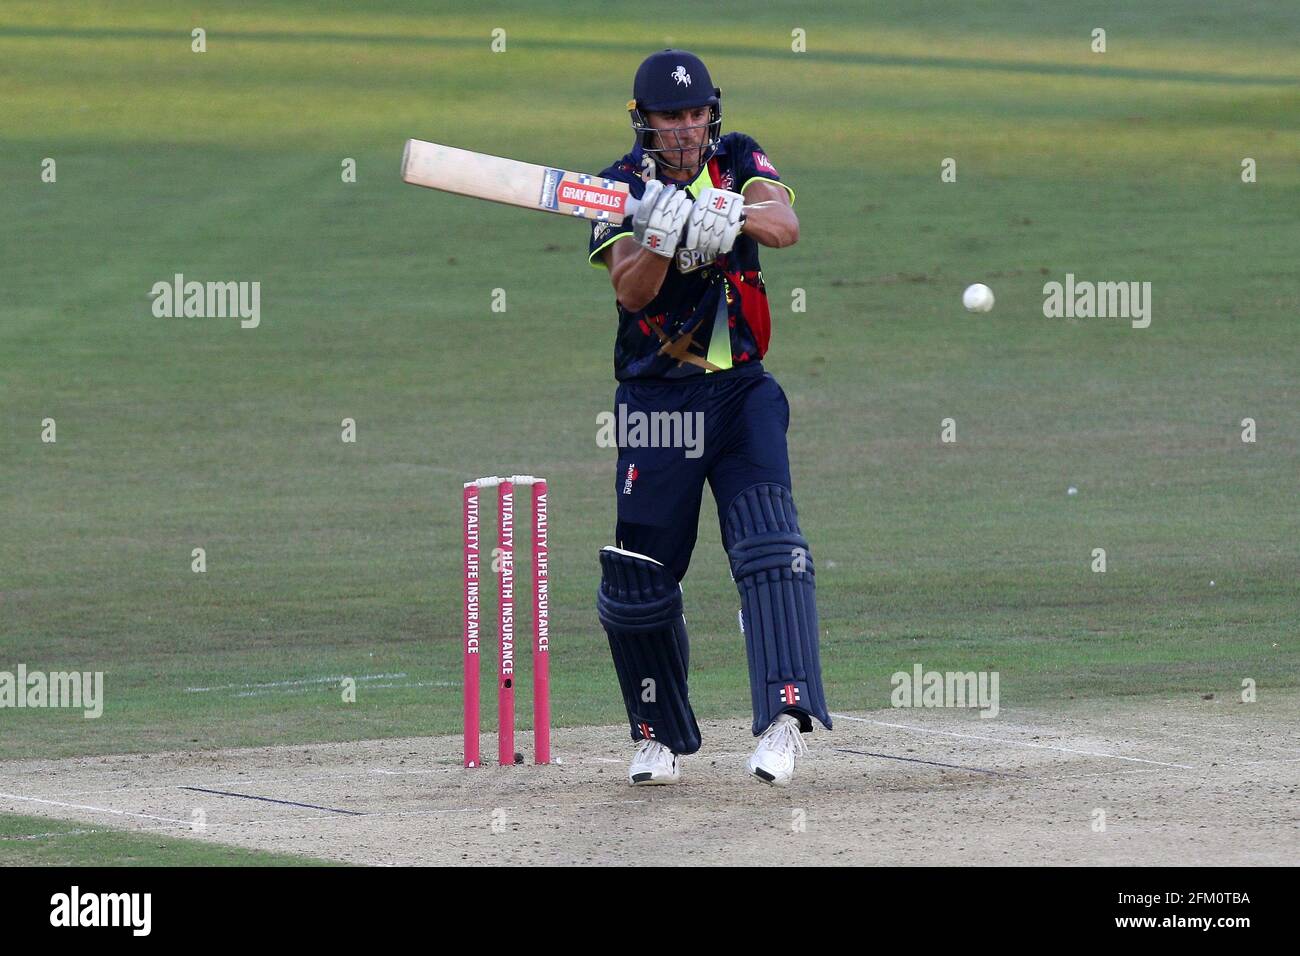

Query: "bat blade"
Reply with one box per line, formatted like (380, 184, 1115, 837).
(401, 139, 636, 222)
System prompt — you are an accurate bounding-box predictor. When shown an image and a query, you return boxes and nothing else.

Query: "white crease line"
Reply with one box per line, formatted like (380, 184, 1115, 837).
(185, 673, 407, 693)
(830, 714, 1197, 769)
(0, 791, 193, 826)
(232, 682, 439, 698)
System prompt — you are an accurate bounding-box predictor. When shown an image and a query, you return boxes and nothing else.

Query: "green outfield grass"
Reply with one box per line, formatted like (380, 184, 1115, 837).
(0, 812, 340, 865)
(1, 0, 1297, 764)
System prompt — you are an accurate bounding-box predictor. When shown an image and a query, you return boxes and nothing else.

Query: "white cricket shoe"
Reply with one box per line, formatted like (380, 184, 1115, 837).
(747, 713, 807, 786)
(628, 739, 680, 786)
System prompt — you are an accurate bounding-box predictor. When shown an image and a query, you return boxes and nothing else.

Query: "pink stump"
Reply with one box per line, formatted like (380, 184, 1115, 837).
(462, 483, 481, 768)
(497, 479, 516, 765)
(532, 479, 550, 764)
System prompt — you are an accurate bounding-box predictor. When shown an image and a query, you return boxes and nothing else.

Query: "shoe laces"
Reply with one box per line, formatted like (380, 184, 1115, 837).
(765, 716, 807, 759)
(635, 739, 667, 762)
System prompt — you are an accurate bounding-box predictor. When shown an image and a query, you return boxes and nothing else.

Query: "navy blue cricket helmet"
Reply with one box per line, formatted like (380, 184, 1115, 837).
(627, 49, 723, 171)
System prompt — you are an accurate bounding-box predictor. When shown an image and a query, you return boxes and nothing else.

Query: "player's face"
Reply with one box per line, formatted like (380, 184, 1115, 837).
(648, 107, 711, 172)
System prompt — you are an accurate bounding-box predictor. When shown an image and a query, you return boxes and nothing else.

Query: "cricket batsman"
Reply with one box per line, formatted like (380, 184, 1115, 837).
(590, 50, 831, 786)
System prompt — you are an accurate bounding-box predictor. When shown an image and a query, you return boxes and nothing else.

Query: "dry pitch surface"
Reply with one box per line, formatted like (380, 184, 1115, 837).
(2, 694, 1295, 866)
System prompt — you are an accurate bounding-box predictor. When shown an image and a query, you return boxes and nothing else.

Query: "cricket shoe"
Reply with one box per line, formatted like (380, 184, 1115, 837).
(628, 739, 680, 786)
(747, 713, 807, 786)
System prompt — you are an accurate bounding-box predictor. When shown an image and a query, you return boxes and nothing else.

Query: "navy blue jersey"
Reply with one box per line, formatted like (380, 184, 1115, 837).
(587, 132, 795, 382)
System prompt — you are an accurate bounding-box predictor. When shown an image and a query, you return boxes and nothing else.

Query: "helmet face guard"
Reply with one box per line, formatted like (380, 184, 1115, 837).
(628, 99, 722, 173)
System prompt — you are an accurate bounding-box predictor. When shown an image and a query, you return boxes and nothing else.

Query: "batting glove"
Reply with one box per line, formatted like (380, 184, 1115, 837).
(684, 187, 744, 263)
(631, 179, 692, 258)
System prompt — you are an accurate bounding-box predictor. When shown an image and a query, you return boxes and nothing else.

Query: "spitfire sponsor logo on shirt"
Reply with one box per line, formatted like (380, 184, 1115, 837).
(623, 463, 639, 495)
(752, 151, 778, 175)
(675, 246, 709, 273)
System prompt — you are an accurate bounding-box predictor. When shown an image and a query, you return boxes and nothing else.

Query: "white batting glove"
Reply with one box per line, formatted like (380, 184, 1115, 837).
(631, 179, 692, 258)
(684, 187, 744, 263)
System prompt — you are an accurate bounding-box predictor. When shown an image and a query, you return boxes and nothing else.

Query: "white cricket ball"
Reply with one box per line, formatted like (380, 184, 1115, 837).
(1067, 486, 1078, 496)
(963, 283, 995, 312)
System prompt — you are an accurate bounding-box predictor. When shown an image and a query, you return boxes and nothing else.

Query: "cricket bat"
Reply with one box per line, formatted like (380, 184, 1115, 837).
(401, 139, 770, 273)
(401, 139, 640, 222)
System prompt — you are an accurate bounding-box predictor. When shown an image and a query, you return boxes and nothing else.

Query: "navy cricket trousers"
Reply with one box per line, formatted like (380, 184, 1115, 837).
(611, 361, 792, 582)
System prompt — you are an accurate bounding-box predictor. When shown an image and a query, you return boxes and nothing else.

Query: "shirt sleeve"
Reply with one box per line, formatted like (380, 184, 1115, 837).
(587, 163, 643, 269)
(732, 133, 795, 206)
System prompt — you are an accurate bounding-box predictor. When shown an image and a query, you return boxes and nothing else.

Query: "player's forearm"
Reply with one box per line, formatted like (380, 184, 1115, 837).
(611, 243, 672, 312)
(740, 205, 799, 248)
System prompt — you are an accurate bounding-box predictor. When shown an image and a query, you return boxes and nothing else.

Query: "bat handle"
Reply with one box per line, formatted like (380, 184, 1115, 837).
(620, 196, 752, 222)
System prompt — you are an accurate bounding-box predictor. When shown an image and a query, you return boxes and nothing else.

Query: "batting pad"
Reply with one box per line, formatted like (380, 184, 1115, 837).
(723, 484, 832, 734)
(596, 546, 702, 755)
